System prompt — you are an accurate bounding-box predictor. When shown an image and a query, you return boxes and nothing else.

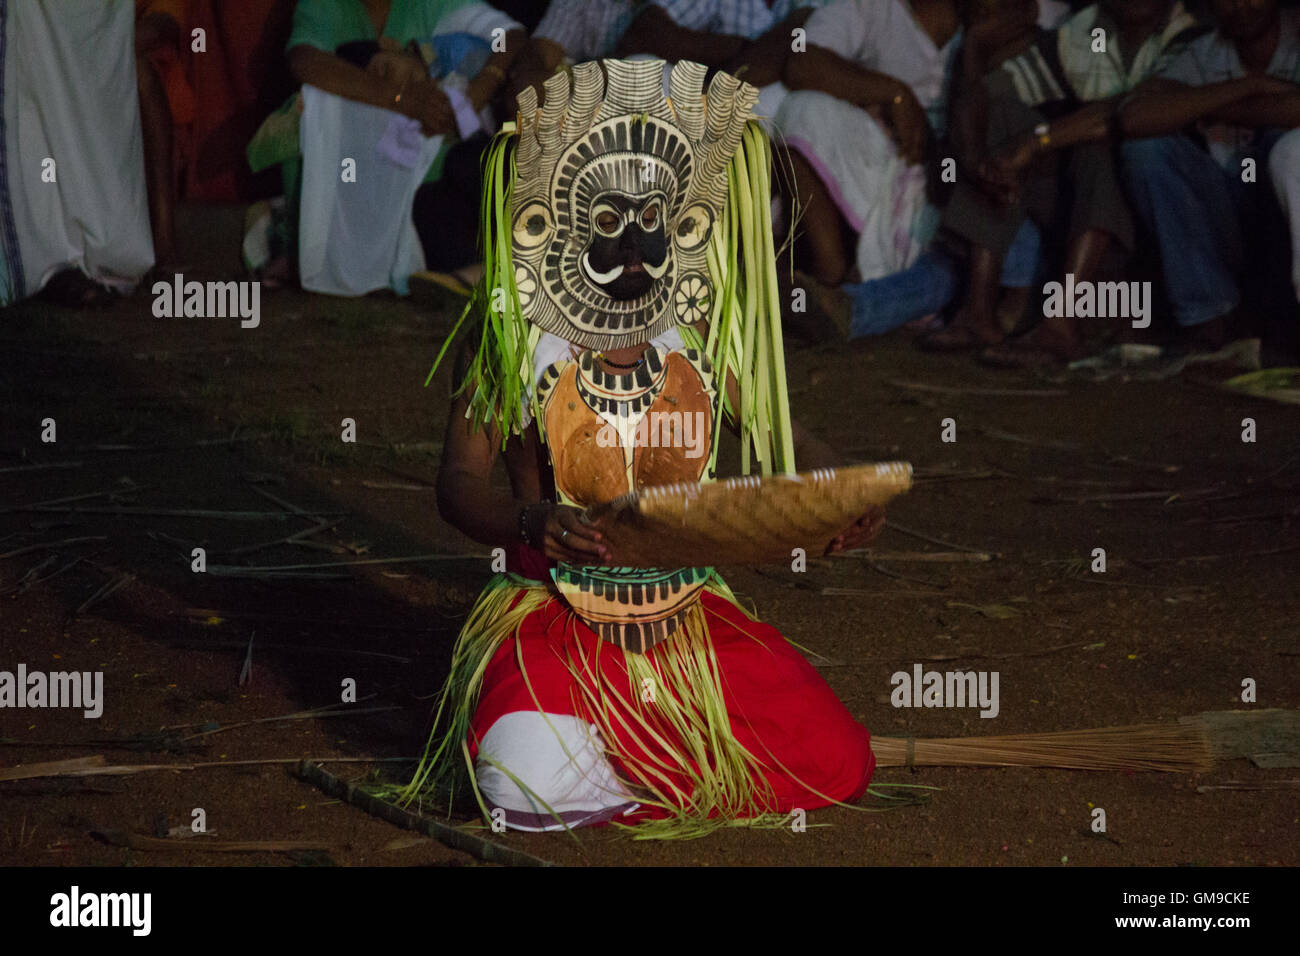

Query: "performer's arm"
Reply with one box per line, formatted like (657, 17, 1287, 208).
(435, 343, 611, 563)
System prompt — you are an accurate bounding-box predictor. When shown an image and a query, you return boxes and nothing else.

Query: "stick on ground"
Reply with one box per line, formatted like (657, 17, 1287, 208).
(88, 825, 335, 854)
(883, 521, 995, 556)
(0, 536, 108, 560)
(294, 760, 555, 867)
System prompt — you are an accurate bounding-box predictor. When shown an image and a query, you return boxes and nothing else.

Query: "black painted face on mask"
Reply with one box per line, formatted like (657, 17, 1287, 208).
(580, 192, 670, 301)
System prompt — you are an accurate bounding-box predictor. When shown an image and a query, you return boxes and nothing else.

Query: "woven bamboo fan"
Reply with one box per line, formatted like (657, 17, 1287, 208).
(585, 461, 913, 568)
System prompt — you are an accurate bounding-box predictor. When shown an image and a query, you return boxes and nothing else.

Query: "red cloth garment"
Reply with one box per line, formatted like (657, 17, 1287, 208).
(467, 589, 876, 820)
(502, 540, 554, 581)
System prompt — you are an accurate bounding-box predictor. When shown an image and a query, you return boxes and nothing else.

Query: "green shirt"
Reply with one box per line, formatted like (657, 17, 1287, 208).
(287, 0, 480, 52)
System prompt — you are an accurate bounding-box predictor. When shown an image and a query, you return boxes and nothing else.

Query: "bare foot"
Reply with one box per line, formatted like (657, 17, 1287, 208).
(979, 318, 1088, 369)
(917, 309, 1004, 352)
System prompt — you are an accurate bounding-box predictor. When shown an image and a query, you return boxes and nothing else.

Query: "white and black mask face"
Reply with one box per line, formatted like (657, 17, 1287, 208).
(580, 192, 670, 301)
(510, 99, 737, 351)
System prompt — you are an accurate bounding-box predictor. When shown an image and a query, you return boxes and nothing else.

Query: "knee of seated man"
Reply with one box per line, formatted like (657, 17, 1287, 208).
(1120, 135, 1180, 166)
(1266, 128, 1300, 178)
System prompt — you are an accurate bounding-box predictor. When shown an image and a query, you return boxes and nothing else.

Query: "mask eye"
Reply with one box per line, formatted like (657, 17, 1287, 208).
(595, 210, 621, 236)
(640, 202, 660, 231)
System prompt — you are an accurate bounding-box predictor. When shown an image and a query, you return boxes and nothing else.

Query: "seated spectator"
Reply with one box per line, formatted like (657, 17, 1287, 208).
(1121, 0, 1300, 357)
(248, 0, 524, 294)
(508, 0, 644, 103)
(1, 0, 155, 308)
(923, 0, 1202, 365)
(843, 0, 1044, 341)
(779, 0, 963, 302)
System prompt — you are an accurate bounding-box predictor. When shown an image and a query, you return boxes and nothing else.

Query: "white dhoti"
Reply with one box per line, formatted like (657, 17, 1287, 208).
(1, 0, 154, 304)
(776, 89, 933, 282)
(297, 86, 444, 298)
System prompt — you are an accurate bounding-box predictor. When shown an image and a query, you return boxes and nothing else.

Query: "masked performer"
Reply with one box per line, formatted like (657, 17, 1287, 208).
(401, 59, 888, 836)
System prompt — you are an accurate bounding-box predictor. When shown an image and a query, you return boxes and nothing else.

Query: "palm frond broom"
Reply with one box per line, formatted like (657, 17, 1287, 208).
(870, 709, 1300, 773)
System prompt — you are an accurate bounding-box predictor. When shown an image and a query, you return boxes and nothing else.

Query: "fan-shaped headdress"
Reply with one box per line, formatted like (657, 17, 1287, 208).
(510, 59, 757, 348)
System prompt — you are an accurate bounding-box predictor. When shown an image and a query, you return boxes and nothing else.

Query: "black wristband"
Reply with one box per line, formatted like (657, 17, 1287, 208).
(519, 499, 550, 548)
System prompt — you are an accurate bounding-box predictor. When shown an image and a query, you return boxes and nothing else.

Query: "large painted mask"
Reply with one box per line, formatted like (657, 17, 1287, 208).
(510, 59, 760, 350)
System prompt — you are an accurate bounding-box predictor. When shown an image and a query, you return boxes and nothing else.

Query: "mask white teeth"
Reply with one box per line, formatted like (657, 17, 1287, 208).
(643, 256, 670, 279)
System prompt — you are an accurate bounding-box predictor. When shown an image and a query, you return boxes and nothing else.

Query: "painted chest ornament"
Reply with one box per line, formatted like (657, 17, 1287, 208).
(537, 343, 720, 654)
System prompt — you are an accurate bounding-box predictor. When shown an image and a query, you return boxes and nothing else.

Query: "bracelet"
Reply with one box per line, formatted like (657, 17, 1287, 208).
(1034, 121, 1051, 149)
(519, 499, 551, 548)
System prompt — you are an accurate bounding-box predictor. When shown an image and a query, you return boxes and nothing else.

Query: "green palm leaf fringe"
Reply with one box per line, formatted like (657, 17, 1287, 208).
(423, 127, 542, 443)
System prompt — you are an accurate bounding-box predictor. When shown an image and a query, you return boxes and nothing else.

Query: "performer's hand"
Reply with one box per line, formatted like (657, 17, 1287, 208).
(529, 503, 612, 564)
(825, 506, 886, 555)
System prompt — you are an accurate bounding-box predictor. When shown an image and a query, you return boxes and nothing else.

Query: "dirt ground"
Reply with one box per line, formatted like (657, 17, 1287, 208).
(1, 269, 1298, 868)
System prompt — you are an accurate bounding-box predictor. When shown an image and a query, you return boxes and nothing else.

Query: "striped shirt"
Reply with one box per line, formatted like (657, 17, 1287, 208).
(999, 2, 1200, 109)
(651, 0, 827, 41)
(533, 0, 643, 59)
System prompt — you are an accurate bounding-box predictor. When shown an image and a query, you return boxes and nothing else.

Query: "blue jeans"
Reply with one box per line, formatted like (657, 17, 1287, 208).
(1121, 132, 1290, 328)
(846, 220, 1041, 338)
